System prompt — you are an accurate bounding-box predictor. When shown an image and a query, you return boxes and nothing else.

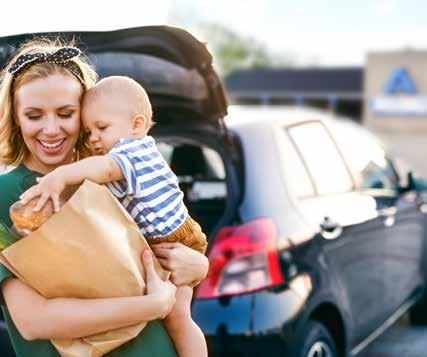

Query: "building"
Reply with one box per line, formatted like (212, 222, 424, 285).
(225, 67, 364, 120)
(224, 50, 427, 176)
(364, 50, 427, 177)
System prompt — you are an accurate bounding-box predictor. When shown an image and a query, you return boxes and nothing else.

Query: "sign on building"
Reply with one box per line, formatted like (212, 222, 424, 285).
(370, 67, 427, 116)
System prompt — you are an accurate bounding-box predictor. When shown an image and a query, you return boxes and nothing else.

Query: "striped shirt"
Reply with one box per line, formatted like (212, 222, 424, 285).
(107, 136, 188, 238)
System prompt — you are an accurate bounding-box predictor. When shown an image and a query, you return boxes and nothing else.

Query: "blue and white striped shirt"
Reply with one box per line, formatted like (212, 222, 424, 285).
(107, 136, 188, 238)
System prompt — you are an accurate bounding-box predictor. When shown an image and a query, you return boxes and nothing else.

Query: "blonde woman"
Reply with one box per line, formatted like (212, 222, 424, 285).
(0, 38, 208, 357)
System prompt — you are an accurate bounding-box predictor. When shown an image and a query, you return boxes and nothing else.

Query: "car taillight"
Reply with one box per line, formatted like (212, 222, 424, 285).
(195, 218, 284, 299)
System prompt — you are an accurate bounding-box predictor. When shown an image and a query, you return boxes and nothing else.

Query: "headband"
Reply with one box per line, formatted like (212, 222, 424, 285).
(8, 47, 85, 85)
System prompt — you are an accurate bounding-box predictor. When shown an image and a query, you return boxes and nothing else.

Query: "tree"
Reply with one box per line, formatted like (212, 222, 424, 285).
(197, 23, 295, 76)
(166, 4, 296, 76)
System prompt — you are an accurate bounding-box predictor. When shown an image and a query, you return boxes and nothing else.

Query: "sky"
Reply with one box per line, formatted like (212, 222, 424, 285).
(2, 0, 427, 66)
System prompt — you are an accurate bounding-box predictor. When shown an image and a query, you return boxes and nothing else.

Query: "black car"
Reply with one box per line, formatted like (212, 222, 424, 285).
(1, 27, 427, 357)
(190, 106, 427, 357)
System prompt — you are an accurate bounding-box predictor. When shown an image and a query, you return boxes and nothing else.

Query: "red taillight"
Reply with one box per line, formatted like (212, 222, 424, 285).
(195, 218, 284, 299)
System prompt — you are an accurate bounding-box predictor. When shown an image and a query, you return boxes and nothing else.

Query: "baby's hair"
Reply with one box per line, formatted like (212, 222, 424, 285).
(83, 76, 154, 130)
(0, 37, 98, 166)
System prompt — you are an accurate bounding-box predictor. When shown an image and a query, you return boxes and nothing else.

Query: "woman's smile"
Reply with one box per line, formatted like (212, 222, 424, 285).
(37, 138, 67, 154)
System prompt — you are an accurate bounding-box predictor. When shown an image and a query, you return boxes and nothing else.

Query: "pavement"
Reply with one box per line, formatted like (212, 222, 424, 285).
(360, 315, 427, 357)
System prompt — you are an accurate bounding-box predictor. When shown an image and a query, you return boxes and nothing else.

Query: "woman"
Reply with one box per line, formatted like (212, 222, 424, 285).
(0, 38, 209, 357)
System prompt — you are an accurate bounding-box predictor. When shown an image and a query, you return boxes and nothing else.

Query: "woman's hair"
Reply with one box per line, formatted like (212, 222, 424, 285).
(0, 37, 98, 166)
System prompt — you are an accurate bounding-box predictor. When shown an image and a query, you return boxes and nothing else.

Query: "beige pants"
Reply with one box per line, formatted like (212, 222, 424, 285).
(145, 216, 207, 255)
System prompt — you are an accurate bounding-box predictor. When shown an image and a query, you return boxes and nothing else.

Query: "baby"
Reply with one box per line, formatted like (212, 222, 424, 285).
(20, 76, 208, 357)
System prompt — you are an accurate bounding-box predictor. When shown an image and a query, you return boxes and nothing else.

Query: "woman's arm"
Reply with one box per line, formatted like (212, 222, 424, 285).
(151, 243, 209, 286)
(1, 250, 176, 341)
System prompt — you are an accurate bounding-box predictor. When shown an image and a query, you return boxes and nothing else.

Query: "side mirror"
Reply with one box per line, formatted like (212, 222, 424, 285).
(407, 171, 417, 191)
(399, 171, 427, 193)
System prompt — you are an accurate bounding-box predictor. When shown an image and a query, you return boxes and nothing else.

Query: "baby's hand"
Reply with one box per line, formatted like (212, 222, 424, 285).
(20, 169, 67, 212)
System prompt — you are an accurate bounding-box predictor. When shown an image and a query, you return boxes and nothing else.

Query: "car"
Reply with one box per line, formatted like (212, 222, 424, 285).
(190, 105, 427, 357)
(1, 26, 427, 357)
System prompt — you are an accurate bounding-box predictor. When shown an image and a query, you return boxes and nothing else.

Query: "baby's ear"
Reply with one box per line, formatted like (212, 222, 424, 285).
(132, 114, 146, 131)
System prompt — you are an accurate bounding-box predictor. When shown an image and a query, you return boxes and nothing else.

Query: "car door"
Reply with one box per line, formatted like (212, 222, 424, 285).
(332, 121, 425, 314)
(370, 183, 424, 313)
(286, 120, 392, 344)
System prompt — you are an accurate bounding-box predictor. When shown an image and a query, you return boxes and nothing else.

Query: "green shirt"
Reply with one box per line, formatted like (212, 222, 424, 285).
(0, 165, 177, 357)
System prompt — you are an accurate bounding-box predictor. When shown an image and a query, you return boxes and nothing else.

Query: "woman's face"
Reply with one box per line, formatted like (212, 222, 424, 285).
(14, 74, 82, 174)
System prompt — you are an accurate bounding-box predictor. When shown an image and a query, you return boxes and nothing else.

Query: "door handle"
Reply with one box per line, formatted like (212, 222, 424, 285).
(320, 216, 342, 240)
(379, 208, 396, 227)
(418, 202, 427, 214)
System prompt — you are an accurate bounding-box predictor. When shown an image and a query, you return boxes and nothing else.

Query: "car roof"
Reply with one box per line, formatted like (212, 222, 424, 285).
(225, 105, 340, 129)
(224, 104, 388, 157)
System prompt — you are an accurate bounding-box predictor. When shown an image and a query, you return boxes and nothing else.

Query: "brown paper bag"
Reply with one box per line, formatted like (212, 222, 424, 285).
(0, 180, 169, 357)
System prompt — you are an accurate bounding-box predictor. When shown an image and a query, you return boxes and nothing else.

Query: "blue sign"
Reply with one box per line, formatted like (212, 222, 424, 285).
(384, 67, 417, 95)
(371, 67, 427, 116)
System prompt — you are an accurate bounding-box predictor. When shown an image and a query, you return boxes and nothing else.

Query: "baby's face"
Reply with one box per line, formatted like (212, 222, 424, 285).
(82, 97, 134, 155)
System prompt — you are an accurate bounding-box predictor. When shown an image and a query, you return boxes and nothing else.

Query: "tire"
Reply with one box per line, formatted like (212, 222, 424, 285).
(291, 320, 338, 357)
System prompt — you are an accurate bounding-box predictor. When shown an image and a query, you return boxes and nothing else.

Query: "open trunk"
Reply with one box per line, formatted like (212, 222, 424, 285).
(151, 126, 243, 239)
(0, 25, 241, 238)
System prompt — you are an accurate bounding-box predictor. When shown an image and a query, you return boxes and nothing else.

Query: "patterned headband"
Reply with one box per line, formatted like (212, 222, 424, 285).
(8, 47, 84, 85)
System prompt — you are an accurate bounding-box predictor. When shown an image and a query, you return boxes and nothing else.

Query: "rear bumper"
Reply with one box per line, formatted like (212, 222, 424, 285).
(205, 329, 294, 357)
(192, 285, 308, 356)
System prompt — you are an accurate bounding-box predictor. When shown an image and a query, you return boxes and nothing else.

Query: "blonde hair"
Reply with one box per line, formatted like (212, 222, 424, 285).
(0, 37, 98, 166)
(83, 76, 154, 130)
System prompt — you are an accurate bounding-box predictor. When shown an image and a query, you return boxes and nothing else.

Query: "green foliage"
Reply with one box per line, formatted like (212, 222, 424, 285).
(198, 23, 295, 76)
(0, 221, 19, 250)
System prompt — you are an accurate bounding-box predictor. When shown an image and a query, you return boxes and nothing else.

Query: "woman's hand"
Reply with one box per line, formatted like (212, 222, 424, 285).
(142, 250, 177, 319)
(151, 243, 209, 286)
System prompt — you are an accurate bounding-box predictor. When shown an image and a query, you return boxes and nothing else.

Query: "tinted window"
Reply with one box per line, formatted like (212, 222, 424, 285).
(332, 121, 399, 191)
(156, 141, 227, 236)
(288, 122, 353, 195)
(157, 142, 225, 180)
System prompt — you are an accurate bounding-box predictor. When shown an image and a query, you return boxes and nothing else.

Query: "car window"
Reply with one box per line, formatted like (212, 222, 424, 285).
(332, 121, 399, 192)
(156, 140, 227, 236)
(278, 130, 316, 198)
(157, 141, 226, 201)
(287, 122, 353, 195)
(157, 142, 225, 180)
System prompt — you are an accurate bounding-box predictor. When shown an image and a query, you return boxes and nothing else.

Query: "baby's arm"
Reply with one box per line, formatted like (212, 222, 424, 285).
(20, 156, 124, 212)
(58, 155, 124, 186)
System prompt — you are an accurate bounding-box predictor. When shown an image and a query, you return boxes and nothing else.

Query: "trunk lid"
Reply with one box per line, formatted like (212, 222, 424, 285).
(0, 26, 228, 126)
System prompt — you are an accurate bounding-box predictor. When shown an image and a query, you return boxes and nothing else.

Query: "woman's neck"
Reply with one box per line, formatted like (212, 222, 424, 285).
(23, 155, 74, 175)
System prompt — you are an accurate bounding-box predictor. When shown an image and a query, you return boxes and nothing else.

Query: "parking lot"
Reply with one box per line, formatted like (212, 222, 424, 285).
(361, 315, 427, 357)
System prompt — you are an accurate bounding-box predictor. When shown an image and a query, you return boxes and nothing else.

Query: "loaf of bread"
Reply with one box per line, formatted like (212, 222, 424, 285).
(10, 198, 55, 236)
(9, 185, 79, 236)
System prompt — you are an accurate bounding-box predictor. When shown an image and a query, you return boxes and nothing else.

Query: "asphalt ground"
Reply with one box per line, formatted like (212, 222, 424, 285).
(360, 315, 427, 357)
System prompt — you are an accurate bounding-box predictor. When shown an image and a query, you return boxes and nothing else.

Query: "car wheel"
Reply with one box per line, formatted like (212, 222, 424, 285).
(292, 320, 338, 357)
